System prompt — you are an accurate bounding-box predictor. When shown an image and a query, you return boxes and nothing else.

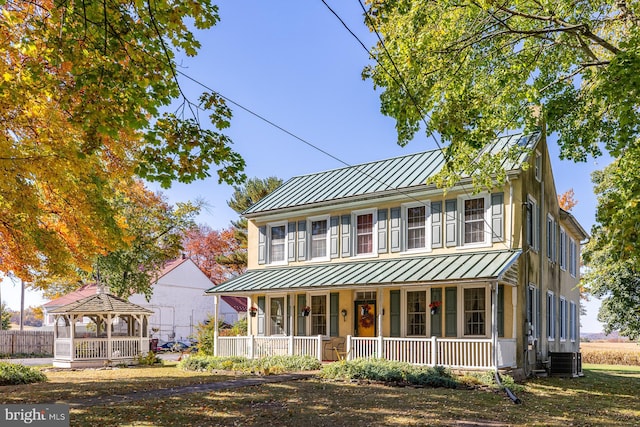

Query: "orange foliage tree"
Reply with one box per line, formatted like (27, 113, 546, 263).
(183, 225, 244, 285)
(558, 189, 578, 211)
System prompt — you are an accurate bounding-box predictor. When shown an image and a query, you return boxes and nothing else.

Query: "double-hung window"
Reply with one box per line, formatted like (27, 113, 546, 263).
(547, 215, 556, 262)
(547, 291, 555, 340)
(460, 194, 491, 247)
(569, 238, 577, 277)
(406, 291, 426, 336)
(464, 288, 486, 335)
(310, 295, 327, 336)
(526, 196, 539, 251)
(403, 202, 430, 252)
(559, 227, 567, 270)
(354, 210, 376, 256)
(269, 223, 287, 264)
(309, 217, 329, 260)
(559, 297, 567, 341)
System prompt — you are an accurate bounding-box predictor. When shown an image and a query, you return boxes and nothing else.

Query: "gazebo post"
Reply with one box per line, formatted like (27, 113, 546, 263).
(70, 314, 76, 362)
(107, 313, 113, 360)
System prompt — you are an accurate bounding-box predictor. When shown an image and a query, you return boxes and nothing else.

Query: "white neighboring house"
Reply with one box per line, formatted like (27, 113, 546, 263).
(43, 257, 246, 343)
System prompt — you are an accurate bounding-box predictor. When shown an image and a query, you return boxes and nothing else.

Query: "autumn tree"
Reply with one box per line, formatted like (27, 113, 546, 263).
(558, 189, 578, 211)
(0, 1, 245, 285)
(217, 177, 283, 271)
(183, 225, 243, 283)
(0, 302, 10, 330)
(362, 1, 640, 338)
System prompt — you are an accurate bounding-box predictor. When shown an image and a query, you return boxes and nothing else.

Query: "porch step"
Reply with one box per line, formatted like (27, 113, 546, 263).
(532, 369, 548, 378)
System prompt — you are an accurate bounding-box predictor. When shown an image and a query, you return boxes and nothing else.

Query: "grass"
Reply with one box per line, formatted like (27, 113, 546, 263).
(2, 362, 639, 426)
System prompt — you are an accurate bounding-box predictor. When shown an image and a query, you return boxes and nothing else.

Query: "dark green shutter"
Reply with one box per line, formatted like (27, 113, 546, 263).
(390, 290, 401, 337)
(257, 296, 266, 336)
(296, 294, 306, 336)
(431, 201, 442, 248)
(258, 226, 266, 265)
(377, 209, 388, 253)
(445, 287, 457, 337)
(498, 285, 504, 337)
(430, 288, 442, 337)
(330, 293, 339, 337)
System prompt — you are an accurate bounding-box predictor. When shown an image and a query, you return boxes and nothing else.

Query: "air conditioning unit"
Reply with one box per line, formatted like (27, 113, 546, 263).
(550, 352, 583, 377)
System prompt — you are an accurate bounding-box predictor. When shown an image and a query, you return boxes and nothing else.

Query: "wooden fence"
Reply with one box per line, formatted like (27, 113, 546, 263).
(0, 330, 54, 355)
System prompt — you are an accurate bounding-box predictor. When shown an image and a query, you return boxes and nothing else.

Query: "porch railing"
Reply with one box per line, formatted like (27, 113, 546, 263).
(214, 335, 517, 369)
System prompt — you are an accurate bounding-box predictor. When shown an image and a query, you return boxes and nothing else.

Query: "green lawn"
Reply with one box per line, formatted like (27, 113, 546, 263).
(3, 363, 639, 426)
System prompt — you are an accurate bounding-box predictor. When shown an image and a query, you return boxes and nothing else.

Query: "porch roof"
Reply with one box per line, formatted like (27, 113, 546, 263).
(48, 293, 153, 315)
(207, 249, 521, 294)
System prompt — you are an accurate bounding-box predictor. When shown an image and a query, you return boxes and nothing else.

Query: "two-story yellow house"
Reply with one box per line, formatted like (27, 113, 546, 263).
(207, 130, 588, 376)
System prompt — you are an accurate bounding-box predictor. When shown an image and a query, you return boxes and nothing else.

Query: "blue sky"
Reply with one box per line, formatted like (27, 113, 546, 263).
(3, 1, 610, 332)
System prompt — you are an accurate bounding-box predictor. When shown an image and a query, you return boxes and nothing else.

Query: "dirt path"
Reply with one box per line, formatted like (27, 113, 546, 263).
(65, 373, 316, 408)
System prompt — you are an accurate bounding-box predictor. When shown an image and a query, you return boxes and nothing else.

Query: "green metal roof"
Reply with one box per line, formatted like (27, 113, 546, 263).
(207, 250, 521, 294)
(244, 133, 539, 215)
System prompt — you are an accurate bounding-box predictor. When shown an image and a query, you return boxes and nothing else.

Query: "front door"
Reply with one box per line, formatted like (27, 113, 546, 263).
(355, 301, 376, 337)
(270, 297, 285, 335)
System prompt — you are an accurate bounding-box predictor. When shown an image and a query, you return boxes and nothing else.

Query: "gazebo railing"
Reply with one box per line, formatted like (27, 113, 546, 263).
(54, 337, 147, 360)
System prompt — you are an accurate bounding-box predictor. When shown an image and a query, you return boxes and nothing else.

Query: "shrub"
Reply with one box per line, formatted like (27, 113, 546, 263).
(136, 351, 161, 366)
(459, 370, 524, 392)
(178, 355, 321, 374)
(319, 359, 458, 389)
(0, 362, 47, 386)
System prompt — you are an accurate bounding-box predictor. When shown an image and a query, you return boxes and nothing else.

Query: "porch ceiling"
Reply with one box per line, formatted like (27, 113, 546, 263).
(208, 249, 521, 294)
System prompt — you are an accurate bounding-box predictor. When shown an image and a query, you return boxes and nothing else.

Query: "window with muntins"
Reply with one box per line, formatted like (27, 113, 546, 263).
(407, 206, 426, 250)
(464, 198, 485, 244)
(547, 215, 556, 262)
(311, 295, 327, 336)
(526, 196, 539, 251)
(547, 292, 555, 340)
(464, 288, 485, 335)
(310, 219, 328, 259)
(407, 291, 426, 335)
(270, 225, 286, 263)
(356, 212, 374, 255)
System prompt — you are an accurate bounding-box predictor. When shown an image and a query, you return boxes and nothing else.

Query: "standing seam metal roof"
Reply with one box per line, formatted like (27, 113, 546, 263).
(244, 133, 538, 215)
(207, 250, 521, 294)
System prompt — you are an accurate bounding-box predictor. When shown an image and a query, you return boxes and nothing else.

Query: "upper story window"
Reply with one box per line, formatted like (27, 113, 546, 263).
(526, 195, 540, 251)
(407, 206, 426, 249)
(534, 151, 542, 181)
(559, 227, 567, 270)
(547, 214, 556, 262)
(269, 224, 286, 263)
(463, 198, 485, 244)
(569, 238, 577, 277)
(355, 210, 376, 256)
(310, 217, 329, 260)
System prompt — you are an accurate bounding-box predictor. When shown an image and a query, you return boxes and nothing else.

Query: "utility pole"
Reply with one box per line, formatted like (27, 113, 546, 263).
(20, 277, 24, 331)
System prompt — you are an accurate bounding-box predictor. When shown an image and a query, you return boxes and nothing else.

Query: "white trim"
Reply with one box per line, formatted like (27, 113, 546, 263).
(267, 294, 287, 336)
(401, 200, 432, 254)
(307, 215, 330, 262)
(352, 208, 378, 258)
(461, 285, 491, 338)
(534, 151, 542, 182)
(458, 193, 492, 249)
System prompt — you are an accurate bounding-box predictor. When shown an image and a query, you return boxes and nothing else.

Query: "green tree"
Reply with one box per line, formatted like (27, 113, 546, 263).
(583, 151, 640, 339)
(0, 302, 10, 330)
(363, 1, 640, 337)
(0, 1, 245, 284)
(217, 177, 283, 271)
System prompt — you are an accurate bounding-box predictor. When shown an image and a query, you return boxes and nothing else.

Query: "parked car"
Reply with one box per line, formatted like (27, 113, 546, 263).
(156, 341, 190, 352)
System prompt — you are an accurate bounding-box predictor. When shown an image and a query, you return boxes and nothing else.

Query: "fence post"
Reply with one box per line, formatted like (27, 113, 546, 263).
(249, 334, 255, 359)
(431, 336, 438, 367)
(213, 330, 218, 357)
(317, 335, 323, 362)
(288, 335, 294, 356)
(377, 335, 384, 359)
(346, 335, 352, 361)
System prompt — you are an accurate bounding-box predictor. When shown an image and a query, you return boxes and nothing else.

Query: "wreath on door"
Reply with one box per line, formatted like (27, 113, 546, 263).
(359, 304, 374, 329)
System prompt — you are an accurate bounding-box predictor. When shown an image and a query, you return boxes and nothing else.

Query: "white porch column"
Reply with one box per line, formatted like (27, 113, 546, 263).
(213, 295, 219, 356)
(492, 281, 499, 370)
(512, 287, 518, 339)
(246, 296, 253, 336)
(377, 287, 384, 337)
(107, 314, 113, 359)
(70, 314, 76, 361)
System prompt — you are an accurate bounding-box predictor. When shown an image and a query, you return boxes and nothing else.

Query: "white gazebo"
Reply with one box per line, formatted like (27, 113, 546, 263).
(50, 288, 153, 368)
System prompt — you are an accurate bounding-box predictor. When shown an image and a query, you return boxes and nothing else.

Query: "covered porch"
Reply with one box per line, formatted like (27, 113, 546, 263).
(208, 250, 521, 370)
(49, 289, 153, 368)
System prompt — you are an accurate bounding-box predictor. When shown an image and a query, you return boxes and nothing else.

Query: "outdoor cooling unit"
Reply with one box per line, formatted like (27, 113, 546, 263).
(549, 352, 583, 377)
